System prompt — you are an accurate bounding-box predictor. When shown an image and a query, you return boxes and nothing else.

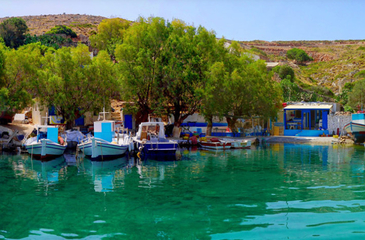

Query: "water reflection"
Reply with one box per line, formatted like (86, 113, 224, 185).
(25, 156, 67, 183)
(83, 156, 129, 192)
(1, 144, 365, 239)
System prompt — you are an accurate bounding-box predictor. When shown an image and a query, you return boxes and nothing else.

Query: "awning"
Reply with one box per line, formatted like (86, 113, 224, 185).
(284, 104, 333, 110)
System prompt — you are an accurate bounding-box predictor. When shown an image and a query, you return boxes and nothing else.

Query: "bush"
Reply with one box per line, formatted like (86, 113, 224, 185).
(24, 34, 66, 49)
(286, 48, 313, 63)
(279, 65, 295, 81)
(309, 85, 334, 97)
(46, 25, 77, 38)
(354, 70, 365, 79)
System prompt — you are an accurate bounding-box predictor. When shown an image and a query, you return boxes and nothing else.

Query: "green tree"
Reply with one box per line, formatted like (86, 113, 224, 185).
(0, 17, 28, 49)
(278, 65, 295, 81)
(286, 48, 313, 64)
(0, 43, 43, 112)
(115, 17, 170, 126)
(348, 79, 365, 111)
(204, 42, 282, 132)
(35, 45, 118, 127)
(156, 20, 218, 137)
(24, 34, 68, 49)
(46, 25, 77, 38)
(338, 82, 354, 107)
(90, 18, 131, 58)
(280, 78, 301, 102)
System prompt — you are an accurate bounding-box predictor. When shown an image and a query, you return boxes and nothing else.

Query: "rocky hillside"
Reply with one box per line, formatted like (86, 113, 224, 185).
(241, 40, 365, 96)
(0, 14, 107, 37)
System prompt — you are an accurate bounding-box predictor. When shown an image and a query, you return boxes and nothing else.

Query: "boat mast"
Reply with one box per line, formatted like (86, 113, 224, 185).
(42, 112, 50, 125)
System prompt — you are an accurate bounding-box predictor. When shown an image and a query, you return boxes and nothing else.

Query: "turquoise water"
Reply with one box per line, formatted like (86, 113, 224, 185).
(1, 144, 365, 239)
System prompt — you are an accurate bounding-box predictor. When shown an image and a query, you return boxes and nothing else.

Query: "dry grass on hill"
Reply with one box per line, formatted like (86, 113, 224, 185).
(0, 14, 107, 37)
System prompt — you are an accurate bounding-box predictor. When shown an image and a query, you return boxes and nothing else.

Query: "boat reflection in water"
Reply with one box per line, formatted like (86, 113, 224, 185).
(25, 155, 66, 183)
(83, 156, 129, 192)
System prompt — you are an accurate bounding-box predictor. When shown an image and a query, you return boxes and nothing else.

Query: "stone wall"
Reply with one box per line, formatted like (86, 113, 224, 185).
(328, 113, 351, 135)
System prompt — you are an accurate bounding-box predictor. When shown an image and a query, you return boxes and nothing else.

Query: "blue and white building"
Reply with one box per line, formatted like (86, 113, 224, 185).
(283, 102, 342, 137)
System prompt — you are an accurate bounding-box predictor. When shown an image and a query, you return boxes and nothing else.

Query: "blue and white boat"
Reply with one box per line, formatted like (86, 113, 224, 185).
(78, 120, 132, 160)
(133, 122, 178, 156)
(24, 125, 67, 160)
(344, 113, 365, 143)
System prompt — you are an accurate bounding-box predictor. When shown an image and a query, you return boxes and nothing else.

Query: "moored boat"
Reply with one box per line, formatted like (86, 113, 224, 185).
(344, 113, 365, 143)
(24, 125, 67, 160)
(199, 137, 231, 150)
(222, 138, 252, 149)
(133, 122, 178, 156)
(78, 120, 131, 160)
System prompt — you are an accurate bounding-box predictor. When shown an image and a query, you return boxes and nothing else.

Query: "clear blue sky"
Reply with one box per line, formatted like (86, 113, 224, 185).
(1, 0, 363, 41)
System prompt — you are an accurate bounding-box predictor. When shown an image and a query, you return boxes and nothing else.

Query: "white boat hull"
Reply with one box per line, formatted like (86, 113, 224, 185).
(78, 137, 129, 160)
(200, 141, 231, 150)
(25, 139, 66, 160)
(344, 122, 365, 143)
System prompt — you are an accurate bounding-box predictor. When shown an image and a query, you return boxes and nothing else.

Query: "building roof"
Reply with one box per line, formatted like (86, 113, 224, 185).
(284, 104, 333, 110)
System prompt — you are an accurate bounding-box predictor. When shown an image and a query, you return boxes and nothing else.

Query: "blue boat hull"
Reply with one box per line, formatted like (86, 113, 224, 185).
(135, 141, 178, 159)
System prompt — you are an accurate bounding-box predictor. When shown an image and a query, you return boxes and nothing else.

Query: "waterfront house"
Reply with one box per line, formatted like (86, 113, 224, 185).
(282, 102, 342, 137)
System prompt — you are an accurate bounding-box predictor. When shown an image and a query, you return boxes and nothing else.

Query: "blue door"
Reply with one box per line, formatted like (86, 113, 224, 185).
(124, 115, 133, 129)
(322, 111, 328, 130)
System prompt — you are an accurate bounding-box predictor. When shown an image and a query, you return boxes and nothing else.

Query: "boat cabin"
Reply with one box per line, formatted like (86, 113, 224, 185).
(94, 121, 115, 142)
(36, 125, 59, 143)
(136, 122, 165, 141)
(283, 103, 334, 137)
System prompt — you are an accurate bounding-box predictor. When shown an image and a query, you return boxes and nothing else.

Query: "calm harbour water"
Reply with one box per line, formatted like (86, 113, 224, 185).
(1, 144, 365, 239)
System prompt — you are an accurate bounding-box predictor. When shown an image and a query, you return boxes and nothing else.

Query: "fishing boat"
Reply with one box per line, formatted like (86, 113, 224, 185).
(133, 122, 178, 156)
(78, 120, 131, 160)
(24, 125, 67, 160)
(344, 113, 365, 143)
(199, 137, 231, 150)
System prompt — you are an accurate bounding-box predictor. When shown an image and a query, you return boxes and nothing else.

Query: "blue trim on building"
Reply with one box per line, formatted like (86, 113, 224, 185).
(284, 129, 329, 137)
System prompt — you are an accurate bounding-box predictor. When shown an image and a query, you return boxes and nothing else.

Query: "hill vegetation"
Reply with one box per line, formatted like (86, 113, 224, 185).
(0, 14, 107, 37)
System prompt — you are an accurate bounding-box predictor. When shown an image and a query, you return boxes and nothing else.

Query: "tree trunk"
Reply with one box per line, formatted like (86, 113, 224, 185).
(135, 107, 150, 128)
(226, 117, 237, 133)
(206, 115, 213, 136)
(66, 120, 74, 130)
(172, 119, 182, 138)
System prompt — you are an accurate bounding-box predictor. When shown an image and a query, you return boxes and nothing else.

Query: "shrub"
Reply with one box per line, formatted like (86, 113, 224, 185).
(46, 25, 77, 38)
(354, 70, 365, 79)
(279, 65, 295, 81)
(286, 48, 313, 63)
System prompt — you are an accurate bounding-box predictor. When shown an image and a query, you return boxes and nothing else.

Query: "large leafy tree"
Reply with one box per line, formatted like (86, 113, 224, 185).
(90, 18, 131, 58)
(0, 17, 28, 49)
(156, 20, 218, 137)
(0, 43, 43, 112)
(35, 45, 118, 127)
(203, 41, 282, 133)
(115, 17, 169, 126)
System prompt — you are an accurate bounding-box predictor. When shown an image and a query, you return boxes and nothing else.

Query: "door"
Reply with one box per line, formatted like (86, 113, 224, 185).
(124, 114, 133, 129)
(322, 111, 328, 130)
